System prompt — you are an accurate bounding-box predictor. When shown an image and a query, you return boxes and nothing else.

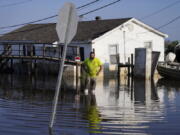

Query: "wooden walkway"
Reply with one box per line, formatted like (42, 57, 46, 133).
(117, 54, 134, 76)
(0, 42, 80, 66)
(0, 55, 77, 64)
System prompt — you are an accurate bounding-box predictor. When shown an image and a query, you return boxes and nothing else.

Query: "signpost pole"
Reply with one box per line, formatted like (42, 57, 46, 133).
(49, 41, 68, 129)
(49, 3, 78, 129)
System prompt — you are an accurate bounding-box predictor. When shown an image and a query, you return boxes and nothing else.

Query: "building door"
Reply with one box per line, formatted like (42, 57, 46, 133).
(80, 47, 84, 61)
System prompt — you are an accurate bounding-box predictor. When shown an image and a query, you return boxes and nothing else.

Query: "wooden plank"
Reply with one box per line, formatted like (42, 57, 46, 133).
(0, 55, 78, 65)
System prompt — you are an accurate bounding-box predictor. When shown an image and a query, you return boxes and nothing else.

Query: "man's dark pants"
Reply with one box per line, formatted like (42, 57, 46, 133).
(85, 76, 96, 91)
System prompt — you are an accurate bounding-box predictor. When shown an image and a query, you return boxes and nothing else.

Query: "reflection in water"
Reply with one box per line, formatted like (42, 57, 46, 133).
(157, 78, 180, 103)
(99, 77, 164, 135)
(0, 74, 180, 135)
(134, 79, 159, 103)
(0, 74, 56, 101)
(134, 79, 146, 103)
(83, 94, 102, 133)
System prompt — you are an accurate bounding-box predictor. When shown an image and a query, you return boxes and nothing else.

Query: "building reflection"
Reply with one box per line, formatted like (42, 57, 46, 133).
(97, 76, 164, 134)
(1, 73, 179, 135)
(102, 76, 159, 105)
(134, 78, 159, 103)
(0, 73, 75, 101)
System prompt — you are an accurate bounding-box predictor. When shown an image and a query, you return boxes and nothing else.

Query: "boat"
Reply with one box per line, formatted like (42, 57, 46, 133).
(157, 62, 180, 79)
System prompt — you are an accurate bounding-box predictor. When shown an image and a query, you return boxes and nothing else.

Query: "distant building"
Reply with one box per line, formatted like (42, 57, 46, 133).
(0, 17, 168, 65)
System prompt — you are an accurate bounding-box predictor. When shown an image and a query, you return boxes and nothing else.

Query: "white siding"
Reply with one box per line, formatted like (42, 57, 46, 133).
(92, 21, 165, 64)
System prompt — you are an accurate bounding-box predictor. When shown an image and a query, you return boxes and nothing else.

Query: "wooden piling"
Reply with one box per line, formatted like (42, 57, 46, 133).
(19, 44, 21, 56)
(131, 54, 134, 76)
(76, 46, 80, 93)
(43, 44, 45, 57)
(128, 57, 130, 76)
(117, 54, 120, 77)
(76, 63, 79, 92)
(10, 58, 13, 73)
(117, 65, 120, 77)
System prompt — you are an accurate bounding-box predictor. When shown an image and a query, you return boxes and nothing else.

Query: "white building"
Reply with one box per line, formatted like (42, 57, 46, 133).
(0, 17, 168, 66)
(70, 18, 168, 64)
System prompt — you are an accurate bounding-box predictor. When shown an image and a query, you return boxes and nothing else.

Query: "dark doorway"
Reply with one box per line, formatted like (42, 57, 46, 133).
(80, 47, 84, 61)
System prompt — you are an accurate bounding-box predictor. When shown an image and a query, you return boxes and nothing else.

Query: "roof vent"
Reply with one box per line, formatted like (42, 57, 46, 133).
(95, 16, 101, 21)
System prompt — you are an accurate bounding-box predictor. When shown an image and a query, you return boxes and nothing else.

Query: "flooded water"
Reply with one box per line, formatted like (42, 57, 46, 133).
(0, 74, 180, 135)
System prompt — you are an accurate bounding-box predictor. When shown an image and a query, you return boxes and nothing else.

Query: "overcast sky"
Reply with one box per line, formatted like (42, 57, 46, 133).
(0, 0, 179, 41)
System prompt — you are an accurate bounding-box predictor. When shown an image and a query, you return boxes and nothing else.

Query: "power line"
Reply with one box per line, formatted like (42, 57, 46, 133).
(0, 0, 102, 30)
(157, 15, 180, 29)
(0, 0, 32, 8)
(135, 0, 180, 36)
(141, 0, 180, 20)
(80, 0, 121, 17)
(77, 0, 101, 10)
(0, 0, 122, 36)
(136, 15, 180, 36)
(0, 15, 58, 29)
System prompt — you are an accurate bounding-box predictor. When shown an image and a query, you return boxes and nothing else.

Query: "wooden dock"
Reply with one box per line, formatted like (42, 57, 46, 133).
(117, 54, 134, 77)
(0, 41, 81, 74)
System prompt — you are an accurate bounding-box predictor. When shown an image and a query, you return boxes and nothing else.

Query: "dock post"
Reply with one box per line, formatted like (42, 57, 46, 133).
(131, 54, 134, 76)
(76, 46, 80, 93)
(19, 44, 20, 57)
(117, 53, 120, 77)
(146, 47, 152, 80)
(76, 63, 79, 93)
(59, 45, 61, 59)
(10, 58, 13, 73)
(127, 57, 130, 87)
(43, 44, 45, 57)
(31, 46, 34, 74)
(128, 57, 130, 76)
(117, 64, 120, 77)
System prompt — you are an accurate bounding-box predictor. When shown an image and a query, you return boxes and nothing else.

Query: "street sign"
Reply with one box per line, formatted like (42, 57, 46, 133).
(56, 2, 79, 44)
(75, 56, 80, 61)
(49, 2, 78, 129)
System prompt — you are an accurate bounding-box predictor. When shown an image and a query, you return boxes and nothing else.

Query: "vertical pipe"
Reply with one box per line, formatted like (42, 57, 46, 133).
(123, 30, 126, 63)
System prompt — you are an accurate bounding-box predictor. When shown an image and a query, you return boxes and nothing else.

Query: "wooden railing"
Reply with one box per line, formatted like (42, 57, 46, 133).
(0, 43, 80, 64)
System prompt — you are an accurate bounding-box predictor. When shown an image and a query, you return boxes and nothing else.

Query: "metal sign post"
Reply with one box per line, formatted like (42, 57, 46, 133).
(49, 2, 78, 129)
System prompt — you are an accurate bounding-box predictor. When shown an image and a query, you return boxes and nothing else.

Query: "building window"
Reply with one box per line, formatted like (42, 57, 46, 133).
(144, 41, 153, 50)
(109, 44, 119, 64)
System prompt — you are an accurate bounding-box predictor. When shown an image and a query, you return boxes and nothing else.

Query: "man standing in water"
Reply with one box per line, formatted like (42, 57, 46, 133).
(83, 52, 102, 94)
